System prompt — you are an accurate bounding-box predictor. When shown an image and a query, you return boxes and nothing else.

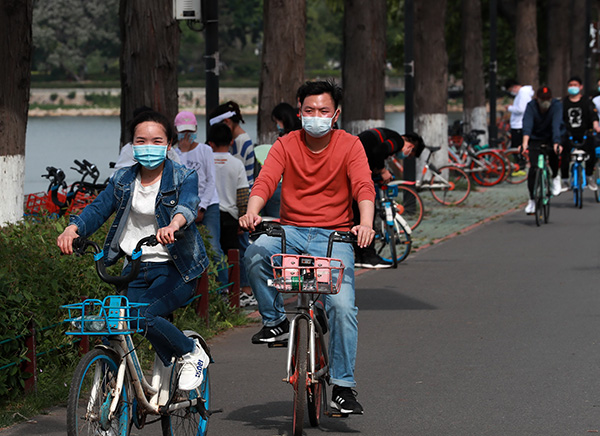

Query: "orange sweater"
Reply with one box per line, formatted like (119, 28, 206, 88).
(251, 129, 375, 231)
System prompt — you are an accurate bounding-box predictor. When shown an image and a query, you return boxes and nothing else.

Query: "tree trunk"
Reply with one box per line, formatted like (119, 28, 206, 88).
(0, 0, 33, 225)
(119, 0, 180, 147)
(570, 0, 586, 83)
(547, 0, 570, 94)
(257, 0, 306, 145)
(515, 0, 539, 89)
(414, 0, 448, 169)
(461, 0, 487, 144)
(341, 0, 387, 134)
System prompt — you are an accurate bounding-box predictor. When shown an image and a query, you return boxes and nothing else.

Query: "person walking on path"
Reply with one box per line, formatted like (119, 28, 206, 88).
(506, 79, 535, 152)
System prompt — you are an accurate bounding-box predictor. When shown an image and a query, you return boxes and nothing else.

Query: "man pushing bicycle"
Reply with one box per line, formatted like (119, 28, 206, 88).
(239, 80, 375, 415)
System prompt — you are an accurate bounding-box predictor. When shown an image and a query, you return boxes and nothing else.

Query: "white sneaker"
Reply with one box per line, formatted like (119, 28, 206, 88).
(524, 199, 535, 215)
(587, 176, 598, 191)
(561, 179, 570, 192)
(239, 292, 258, 307)
(551, 176, 562, 196)
(178, 339, 209, 391)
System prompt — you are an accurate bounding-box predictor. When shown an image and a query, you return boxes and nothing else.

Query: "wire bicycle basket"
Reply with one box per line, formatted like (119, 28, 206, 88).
(269, 254, 345, 294)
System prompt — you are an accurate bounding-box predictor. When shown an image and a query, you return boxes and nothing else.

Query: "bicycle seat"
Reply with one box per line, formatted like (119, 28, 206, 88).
(426, 146, 441, 152)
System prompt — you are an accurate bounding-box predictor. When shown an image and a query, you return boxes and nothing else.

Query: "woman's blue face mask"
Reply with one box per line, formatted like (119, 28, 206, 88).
(133, 144, 168, 169)
(178, 132, 198, 142)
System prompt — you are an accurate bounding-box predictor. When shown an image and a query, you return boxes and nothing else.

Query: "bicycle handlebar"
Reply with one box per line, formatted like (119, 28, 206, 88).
(72, 230, 184, 292)
(252, 221, 356, 258)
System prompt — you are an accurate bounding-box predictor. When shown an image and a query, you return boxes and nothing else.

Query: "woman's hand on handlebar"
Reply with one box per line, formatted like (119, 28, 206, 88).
(57, 224, 80, 255)
(351, 224, 375, 248)
(239, 212, 262, 233)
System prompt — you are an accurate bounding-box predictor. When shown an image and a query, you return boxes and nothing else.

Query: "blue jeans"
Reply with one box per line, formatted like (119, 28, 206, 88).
(201, 203, 229, 287)
(244, 226, 358, 387)
(125, 262, 196, 366)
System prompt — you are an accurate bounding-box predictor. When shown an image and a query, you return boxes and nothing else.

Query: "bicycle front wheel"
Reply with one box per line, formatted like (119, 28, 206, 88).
(389, 184, 424, 230)
(430, 165, 471, 206)
(533, 169, 543, 226)
(307, 328, 325, 427)
(471, 150, 506, 186)
(67, 348, 130, 436)
(595, 163, 600, 203)
(543, 170, 551, 223)
(292, 318, 308, 436)
(576, 168, 583, 209)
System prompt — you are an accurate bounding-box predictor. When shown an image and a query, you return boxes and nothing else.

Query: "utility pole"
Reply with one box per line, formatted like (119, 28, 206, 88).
(585, 0, 592, 93)
(488, 0, 498, 146)
(204, 0, 219, 137)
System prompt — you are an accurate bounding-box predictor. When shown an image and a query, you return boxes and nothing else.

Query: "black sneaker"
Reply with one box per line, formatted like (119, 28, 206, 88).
(251, 318, 289, 344)
(355, 251, 392, 269)
(330, 385, 363, 414)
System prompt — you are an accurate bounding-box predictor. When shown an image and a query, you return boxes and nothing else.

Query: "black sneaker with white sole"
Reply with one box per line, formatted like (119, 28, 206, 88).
(330, 385, 364, 414)
(251, 318, 289, 344)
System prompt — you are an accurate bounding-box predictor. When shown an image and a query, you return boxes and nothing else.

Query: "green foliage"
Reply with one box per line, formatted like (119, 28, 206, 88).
(306, 0, 343, 71)
(83, 92, 121, 108)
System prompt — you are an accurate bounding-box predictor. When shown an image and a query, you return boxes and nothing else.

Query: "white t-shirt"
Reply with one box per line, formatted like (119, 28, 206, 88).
(175, 143, 220, 209)
(118, 174, 170, 262)
(507, 85, 534, 129)
(213, 151, 249, 219)
(592, 95, 600, 114)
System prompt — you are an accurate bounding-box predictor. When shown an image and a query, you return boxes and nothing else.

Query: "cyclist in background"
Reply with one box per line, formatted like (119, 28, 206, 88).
(239, 80, 375, 415)
(57, 110, 209, 391)
(560, 76, 600, 191)
(354, 128, 424, 268)
(521, 86, 564, 214)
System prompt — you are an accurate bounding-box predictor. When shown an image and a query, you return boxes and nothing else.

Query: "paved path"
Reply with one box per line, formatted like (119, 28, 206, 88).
(6, 183, 600, 435)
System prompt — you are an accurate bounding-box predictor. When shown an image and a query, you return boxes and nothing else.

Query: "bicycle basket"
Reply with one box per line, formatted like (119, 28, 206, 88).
(270, 254, 345, 294)
(24, 192, 48, 214)
(62, 296, 148, 335)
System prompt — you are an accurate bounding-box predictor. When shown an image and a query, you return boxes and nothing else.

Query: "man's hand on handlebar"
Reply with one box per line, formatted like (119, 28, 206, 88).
(239, 212, 263, 233)
(351, 224, 375, 248)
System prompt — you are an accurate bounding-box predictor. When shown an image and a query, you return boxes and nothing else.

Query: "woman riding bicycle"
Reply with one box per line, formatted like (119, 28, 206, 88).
(521, 86, 564, 214)
(57, 110, 209, 391)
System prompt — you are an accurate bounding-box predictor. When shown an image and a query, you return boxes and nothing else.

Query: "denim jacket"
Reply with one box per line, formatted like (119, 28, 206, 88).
(69, 159, 209, 282)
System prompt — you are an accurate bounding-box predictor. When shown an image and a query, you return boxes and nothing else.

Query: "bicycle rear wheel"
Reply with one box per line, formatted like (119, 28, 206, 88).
(503, 149, 529, 184)
(292, 318, 308, 436)
(389, 184, 424, 230)
(67, 348, 130, 436)
(429, 165, 471, 206)
(471, 150, 506, 186)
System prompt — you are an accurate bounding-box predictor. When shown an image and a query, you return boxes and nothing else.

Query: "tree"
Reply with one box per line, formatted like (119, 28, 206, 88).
(515, 0, 539, 88)
(32, 0, 120, 81)
(0, 0, 33, 225)
(547, 0, 570, 94)
(257, 0, 306, 144)
(119, 0, 180, 147)
(414, 0, 448, 168)
(570, 0, 586, 83)
(461, 0, 487, 142)
(341, 0, 387, 134)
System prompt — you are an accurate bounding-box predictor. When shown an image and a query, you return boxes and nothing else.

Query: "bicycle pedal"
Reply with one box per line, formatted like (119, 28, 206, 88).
(267, 340, 288, 348)
(326, 410, 349, 418)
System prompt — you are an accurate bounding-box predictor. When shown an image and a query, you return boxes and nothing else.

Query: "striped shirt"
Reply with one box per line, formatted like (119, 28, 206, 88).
(230, 132, 255, 186)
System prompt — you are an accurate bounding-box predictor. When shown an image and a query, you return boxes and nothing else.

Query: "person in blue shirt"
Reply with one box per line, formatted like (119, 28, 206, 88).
(521, 86, 564, 214)
(57, 110, 209, 391)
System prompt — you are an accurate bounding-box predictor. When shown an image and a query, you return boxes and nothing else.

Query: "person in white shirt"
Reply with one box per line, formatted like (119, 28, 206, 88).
(506, 79, 535, 151)
(174, 111, 228, 287)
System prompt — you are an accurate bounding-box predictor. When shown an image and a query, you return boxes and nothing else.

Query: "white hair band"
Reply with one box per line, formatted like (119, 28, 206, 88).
(209, 111, 236, 125)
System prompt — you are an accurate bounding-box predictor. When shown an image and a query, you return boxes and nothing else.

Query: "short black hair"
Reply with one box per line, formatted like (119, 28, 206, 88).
(504, 78, 518, 89)
(129, 110, 175, 144)
(568, 76, 583, 85)
(535, 85, 552, 100)
(207, 122, 233, 147)
(296, 79, 343, 109)
(271, 102, 301, 134)
(403, 132, 426, 158)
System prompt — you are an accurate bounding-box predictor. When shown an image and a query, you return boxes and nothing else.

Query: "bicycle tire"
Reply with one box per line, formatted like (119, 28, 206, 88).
(543, 169, 551, 223)
(67, 348, 130, 436)
(373, 209, 398, 267)
(533, 169, 543, 226)
(389, 184, 424, 230)
(577, 167, 584, 209)
(470, 150, 506, 186)
(292, 318, 308, 436)
(307, 328, 325, 427)
(595, 163, 600, 202)
(393, 215, 412, 264)
(503, 149, 529, 184)
(429, 165, 471, 206)
(161, 334, 211, 436)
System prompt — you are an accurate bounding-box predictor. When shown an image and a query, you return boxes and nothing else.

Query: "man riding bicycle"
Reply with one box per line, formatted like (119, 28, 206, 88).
(521, 86, 564, 214)
(239, 80, 375, 415)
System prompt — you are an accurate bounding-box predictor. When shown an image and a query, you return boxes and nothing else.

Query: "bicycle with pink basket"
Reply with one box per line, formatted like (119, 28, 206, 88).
(254, 222, 355, 436)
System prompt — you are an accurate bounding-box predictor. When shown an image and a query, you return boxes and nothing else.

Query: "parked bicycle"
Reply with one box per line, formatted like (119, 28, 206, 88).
(373, 180, 412, 267)
(252, 222, 355, 436)
(62, 233, 212, 436)
(388, 146, 471, 206)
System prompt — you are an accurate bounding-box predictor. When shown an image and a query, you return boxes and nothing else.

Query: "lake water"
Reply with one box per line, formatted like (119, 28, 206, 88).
(24, 112, 418, 193)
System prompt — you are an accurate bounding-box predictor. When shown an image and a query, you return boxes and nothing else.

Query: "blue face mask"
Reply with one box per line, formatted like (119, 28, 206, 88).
(276, 124, 285, 135)
(568, 86, 581, 96)
(398, 151, 407, 159)
(133, 144, 168, 169)
(301, 112, 337, 138)
(177, 132, 197, 142)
